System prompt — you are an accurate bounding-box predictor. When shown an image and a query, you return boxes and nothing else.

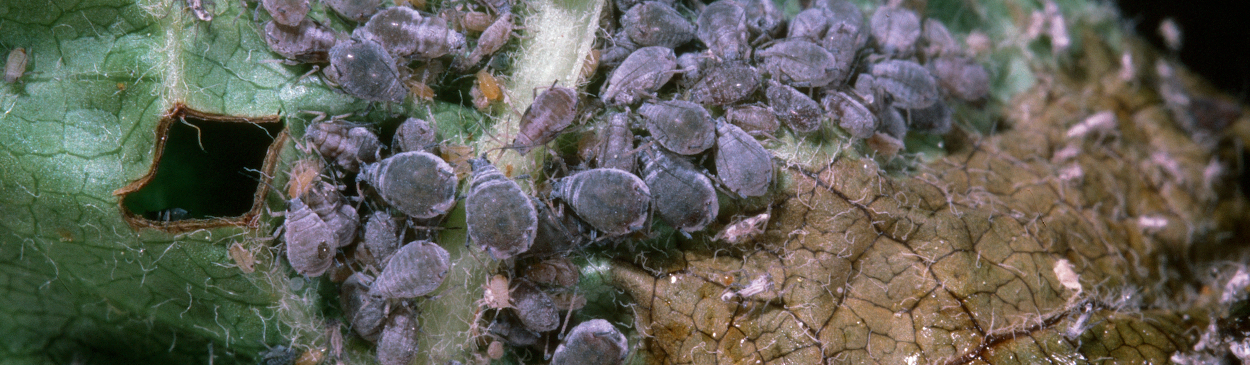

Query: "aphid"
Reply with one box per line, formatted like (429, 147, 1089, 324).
(295, 347, 325, 365)
(580, 48, 601, 82)
(550, 168, 651, 236)
(675, 52, 702, 87)
(324, 38, 407, 103)
(512, 84, 579, 154)
(407, 80, 436, 101)
(714, 211, 769, 245)
(787, 8, 829, 41)
(870, 5, 921, 57)
(523, 196, 589, 258)
(263, 19, 339, 63)
(392, 117, 436, 153)
(928, 55, 990, 102)
(301, 181, 359, 249)
(620, 1, 695, 49)
(284, 199, 336, 277)
(638, 100, 716, 155)
(818, 0, 867, 72)
(549, 319, 629, 365)
(376, 306, 420, 365)
(461, 11, 494, 32)
(865, 131, 904, 156)
(305, 119, 381, 173)
(822, 91, 876, 138)
(363, 210, 402, 265)
(921, 18, 959, 58)
(714, 121, 773, 197)
(465, 158, 538, 260)
(456, 13, 516, 69)
(877, 105, 908, 140)
(286, 158, 322, 199)
(185, 0, 214, 21)
(725, 105, 779, 136)
(324, 0, 382, 22)
(355, 6, 424, 57)
(639, 145, 718, 233)
(370, 240, 451, 298)
(523, 257, 580, 287)
(597, 111, 637, 172)
(732, 0, 783, 38)
(481, 274, 512, 309)
(340, 273, 389, 340)
(899, 100, 951, 134)
(755, 39, 841, 88)
(721, 273, 773, 301)
(262, 0, 309, 26)
(5, 48, 29, 84)
(489, 311, 541, 347)
(471, 70, 504, 109)
(510, 279, 559, 332)
(688, 60, 760, 106)
(870, 59, 939, 109)
(486, 340, 505, 359)
(764, 79, 823, 134)
(359, 151, 458, 219)
(229, 242, 256, 274)
(696, 0, 750, 61)
(602, 46, 677, 106)
(325, 320, 344, 360)
(440, 144, 475, 179)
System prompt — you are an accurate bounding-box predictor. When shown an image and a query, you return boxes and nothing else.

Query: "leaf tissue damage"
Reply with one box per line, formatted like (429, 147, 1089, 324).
(115, 103, 287, 232)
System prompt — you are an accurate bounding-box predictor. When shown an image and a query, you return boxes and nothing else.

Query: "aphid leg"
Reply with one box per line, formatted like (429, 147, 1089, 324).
(296, 65, 321, 83)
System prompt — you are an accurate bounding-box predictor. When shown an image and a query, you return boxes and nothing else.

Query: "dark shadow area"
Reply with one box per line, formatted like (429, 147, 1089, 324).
(117, 105, 285, 230)
(1117, 0, 1250, 103)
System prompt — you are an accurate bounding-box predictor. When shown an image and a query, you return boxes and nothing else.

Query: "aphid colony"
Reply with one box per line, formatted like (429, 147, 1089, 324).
(248, 0, 990, 363)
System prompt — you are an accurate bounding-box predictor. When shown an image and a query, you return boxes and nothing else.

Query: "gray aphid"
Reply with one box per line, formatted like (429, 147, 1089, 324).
(376, 306, 419, 365)
(549, 319, 629, 365)
(822, 91, 876, 138)
(363, 210, 402, 265)
(715, 121, 773, 197)
(878, 105, 907, 139)
(523, 256, 580, 287)
(262, 0, 309, 26)
(465, 159, 538, 260)
(603, 46, 677, 106)
(928, 55, 990, 102)
(621, 1, 695, 48)
(689, 61, 760, 106)
(732, 0, 783, 38)
(522, 196, 588, 258)
(510, 279, 559, 332)
(489, 311, 541, 347)
(185, 0, 213, 21)
(369, 240, 451, 298)
(355, 6, 424, 57)
(283, 198, 336, 277)
(696, 1, 750, 61)
(870, 6, 921, 57)
(922, 18, 959, 58)
(755, 39, 841, 88)
(325, 38, 407, 103)
(815, 0, 867, 49)
(639, 145, 718, 232)
(900, 100, 952, 134)
(359, 151, 458, 219)
(305, 121, 380, 173)
(550, 168, 651, 235)
(301, 181, 359, 249)
(340, 272, 388, 341)
(638, 100, 716, 155)
(597, 111, 637, 172)
(764, 79, 823, 133)
(513, 85, 579, 154)
(870, 59, 939, 109)
(392, 117, 437, 153)
(5, 48, 28, 84)
(726, 105, 779, 136)
(675, 52, 702, 87)
(853, 73, 879, 105)
(788, 8, 830, 41)
(324, 0, 382, 22)
(263, 19, 338, 63)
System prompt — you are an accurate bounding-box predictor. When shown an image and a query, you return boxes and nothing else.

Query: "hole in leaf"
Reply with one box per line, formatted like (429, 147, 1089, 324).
(115, 104, 287, 231)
